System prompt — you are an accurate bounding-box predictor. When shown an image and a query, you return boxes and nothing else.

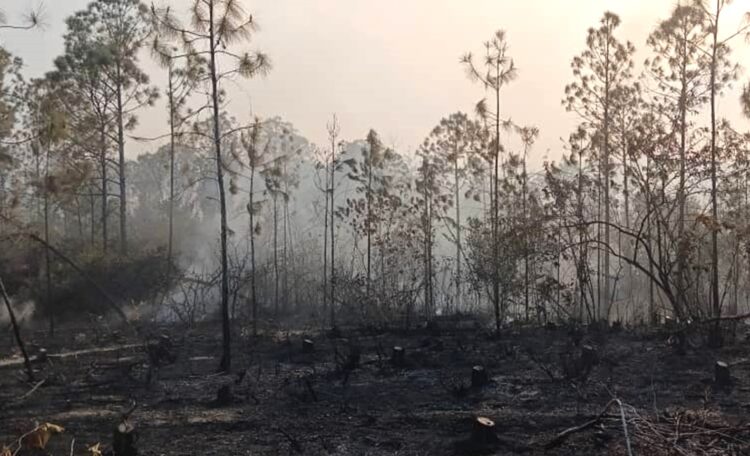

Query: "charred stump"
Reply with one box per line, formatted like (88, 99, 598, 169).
(146, 334, 177, 365)
(391, 346, 405, 367)
(216, 385, 234, 406)
(562, 344, 598, 381)
(33, 348, 48, 364)
(113, 420, 137, 456)
(326, 326, 342, 339)
(715, 361, 731, 388)
(471, 365, 488, 388)
(581, 345, 598, 368)
(302, 339, 315, 354)
(471, 416, 498, 445)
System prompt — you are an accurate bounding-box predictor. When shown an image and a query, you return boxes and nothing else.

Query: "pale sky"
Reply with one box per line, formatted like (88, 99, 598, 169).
(2, 0, 750, 169)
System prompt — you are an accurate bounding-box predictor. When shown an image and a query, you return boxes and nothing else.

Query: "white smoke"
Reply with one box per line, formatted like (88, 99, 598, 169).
(0, 299, 36, 325)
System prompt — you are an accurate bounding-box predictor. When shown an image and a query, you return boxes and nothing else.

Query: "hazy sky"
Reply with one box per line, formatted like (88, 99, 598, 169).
(2, 1, 750, 168)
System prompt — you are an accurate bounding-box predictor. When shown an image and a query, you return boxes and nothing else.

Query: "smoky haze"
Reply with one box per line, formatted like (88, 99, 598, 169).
(3, 0, 749, 166)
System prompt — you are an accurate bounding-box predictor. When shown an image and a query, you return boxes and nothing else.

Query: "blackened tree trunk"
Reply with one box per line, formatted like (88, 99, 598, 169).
(249, 163, 258, 337)
(330, 140, 336, 327)
(44, 145, 53, 336)
(166, 61, 176, 288)
(116, 62, 128, 255)
(100, 125, 108, 254)
(208, 6, 231, 373)
(493, 82, 501, 332)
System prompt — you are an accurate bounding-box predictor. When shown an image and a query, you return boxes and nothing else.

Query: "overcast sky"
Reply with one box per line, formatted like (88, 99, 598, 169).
(2, 1, 750, 168)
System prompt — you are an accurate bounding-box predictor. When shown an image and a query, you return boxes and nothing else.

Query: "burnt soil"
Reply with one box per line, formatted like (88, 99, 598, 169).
(2, 320, 750, 455)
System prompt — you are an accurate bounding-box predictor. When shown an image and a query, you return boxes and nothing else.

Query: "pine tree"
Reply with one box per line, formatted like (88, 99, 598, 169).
(152, 0, 271, 373)
(564, 12, 634, 321)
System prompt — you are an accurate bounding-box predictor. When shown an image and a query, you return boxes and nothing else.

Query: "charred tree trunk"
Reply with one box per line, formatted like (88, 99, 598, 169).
(493, 84, 501, 333)
(322, 162, 329, 323)
(273, 194, 279, 319)
(116, 62, 128, 256)
(44, 145, 53, 336)
(100, 125, 108, 254)
(208, 5, 232, 373)
(330, 140, 337, 328)
(249, 164, 258, 337)
(708, 0, 721, 345)
(166, 61, 176, 292)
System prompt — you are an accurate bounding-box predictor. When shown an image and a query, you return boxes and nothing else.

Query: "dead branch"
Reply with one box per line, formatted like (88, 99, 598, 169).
(544, 399, 619, 449)
(19, 379, 45, 401)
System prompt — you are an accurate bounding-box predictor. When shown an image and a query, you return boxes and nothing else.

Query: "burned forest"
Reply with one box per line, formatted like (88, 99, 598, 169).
(6, 1, 750, 455)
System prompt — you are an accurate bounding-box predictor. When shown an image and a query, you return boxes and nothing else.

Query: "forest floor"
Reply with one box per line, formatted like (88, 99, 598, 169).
(2, 318, 750, 455)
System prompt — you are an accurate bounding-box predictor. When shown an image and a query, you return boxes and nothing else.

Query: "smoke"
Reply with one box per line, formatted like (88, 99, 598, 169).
(0, 299, 36, 325)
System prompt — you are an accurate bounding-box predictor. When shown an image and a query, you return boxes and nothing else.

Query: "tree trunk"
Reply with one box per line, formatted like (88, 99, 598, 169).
(283, 166, 289, 313)
(602, 42, 611, 323)
(100, 125, 108, 254)
(89, 186, 95, 247)
(116, 62, 128, 255)
(709, 1, 721, 324)
(646, 155, 656, 324)
(454, 159, 462, 312)
(322, 160, 329, 322)
(366, 154, 373, 298)
(249, 164, 258, 337)
(273, 195, 279, 319)
(44, 145, 53, 336)
(208, 4, 232, 373)
(523, 142, 529, 322)
(493, 83, 501, 332)
(330, 136, 337, 328)
(166, 61, 176, 291)
(676, 33, 689, 320)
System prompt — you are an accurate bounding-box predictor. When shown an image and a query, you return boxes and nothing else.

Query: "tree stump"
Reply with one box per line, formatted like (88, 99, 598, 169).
(326, 326, 342, 339)
(34, 348, 48, 364)
(146, 334, 176, 367)
(715, 361, 731, 387)
(344, 347, 360, 371)
(581, 345, 598, 366)
(471, 365, 488, 388)
(471, 416, 498, 445)
(567, 326, 584, 346)
(216, 385, 233, 406)
(391, 346, 405, 367)
(302, 339, 315, 354)
(113, 420, 137, 456)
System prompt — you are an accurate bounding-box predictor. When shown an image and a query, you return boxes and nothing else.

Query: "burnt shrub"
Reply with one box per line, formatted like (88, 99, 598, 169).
(33, 248, 175, 321)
